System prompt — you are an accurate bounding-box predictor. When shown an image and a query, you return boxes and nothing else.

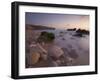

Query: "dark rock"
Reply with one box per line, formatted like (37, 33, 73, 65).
(76, 29, 89, 35)
(37, 31, 55, 43)
(73, 33, 83, 37)
(67, 28, 76, 31)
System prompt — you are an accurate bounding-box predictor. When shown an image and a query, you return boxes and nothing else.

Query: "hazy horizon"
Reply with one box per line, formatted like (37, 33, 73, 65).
(25, 12, 89, 30)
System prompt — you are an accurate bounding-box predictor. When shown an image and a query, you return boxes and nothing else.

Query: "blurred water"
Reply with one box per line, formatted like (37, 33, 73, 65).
(35, 29, 89, 65)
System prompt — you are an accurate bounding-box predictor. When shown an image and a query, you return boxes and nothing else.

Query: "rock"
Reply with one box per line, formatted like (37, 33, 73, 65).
(67, 57, 74, 62)
(31, 52, 40, 65)
(52, 61, 58, 66)
(48, 45, 64, 60)
(73, 33, 83, 37)
(56, 60, 61, 65)
(62, 47, 78, 59)
(40, 53, 48, 60)
(48, 60, 58, 67)
(62, 38, 65, 40)
(69, 49, 78, 59)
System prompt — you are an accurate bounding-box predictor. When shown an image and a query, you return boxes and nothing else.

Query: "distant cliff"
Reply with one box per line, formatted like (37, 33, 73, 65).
(26, 24, 55, 30)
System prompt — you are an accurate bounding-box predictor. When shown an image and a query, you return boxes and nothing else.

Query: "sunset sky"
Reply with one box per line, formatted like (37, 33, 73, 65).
(25, 12, 89, 30)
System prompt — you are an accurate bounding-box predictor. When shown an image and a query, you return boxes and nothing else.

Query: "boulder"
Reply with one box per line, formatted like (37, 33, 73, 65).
(48, 45, 64, 60)
(52, 61, 58, 66)
(40, 53, 48, 60)
(31, 52, 40, 65)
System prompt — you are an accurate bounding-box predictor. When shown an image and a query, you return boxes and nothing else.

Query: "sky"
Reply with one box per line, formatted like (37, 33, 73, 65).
(25, 12, 89, 30)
